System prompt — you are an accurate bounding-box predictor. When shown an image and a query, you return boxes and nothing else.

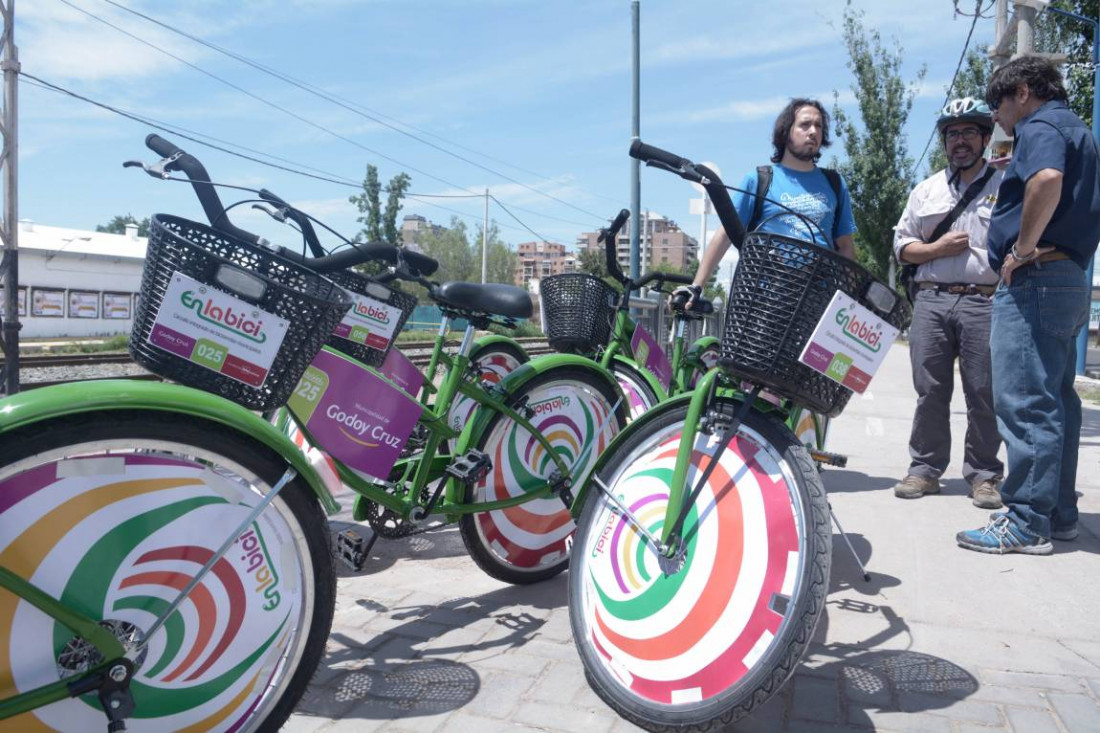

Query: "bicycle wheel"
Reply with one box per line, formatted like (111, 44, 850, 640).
(612, 362, 660, 421)
(446, 341, 528, 443)
(568, 397, 830, 731)
(460, 366, 626, 584)
(0, 411, 335, 733)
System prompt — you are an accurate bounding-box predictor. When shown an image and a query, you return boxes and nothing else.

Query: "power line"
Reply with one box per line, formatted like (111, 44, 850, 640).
(94, 0, 622, 218)
(21, 73, 540, 238)
(490, 195, 552, 243)
(914, 0, 984, 174)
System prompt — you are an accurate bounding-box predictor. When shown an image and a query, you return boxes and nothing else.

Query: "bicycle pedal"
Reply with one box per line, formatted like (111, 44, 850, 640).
(445, 450, 492, 483)
(336, 528, 368, 571)
(809, 449, 848, 468)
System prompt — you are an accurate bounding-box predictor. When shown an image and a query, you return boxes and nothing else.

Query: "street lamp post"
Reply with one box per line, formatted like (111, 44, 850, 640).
(1046, 5, 1099, 375)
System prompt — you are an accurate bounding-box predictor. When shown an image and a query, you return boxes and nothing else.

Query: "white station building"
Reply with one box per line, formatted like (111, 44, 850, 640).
(4, 219, 147, 339)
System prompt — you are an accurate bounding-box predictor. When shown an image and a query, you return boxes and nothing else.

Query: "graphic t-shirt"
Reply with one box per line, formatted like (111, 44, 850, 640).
(732, 165, 857, 249)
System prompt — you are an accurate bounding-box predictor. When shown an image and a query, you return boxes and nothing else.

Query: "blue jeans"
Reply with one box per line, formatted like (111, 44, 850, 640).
(991, 259, 1089, 539)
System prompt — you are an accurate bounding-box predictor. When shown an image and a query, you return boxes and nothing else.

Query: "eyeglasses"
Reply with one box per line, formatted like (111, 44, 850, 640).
(944, 127, 983, 142)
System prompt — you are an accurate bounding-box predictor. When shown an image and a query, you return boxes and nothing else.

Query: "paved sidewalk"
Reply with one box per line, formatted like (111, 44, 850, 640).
(287, 344, 1100, 733)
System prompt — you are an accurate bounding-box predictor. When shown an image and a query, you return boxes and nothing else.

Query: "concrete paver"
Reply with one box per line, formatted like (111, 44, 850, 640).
(289, 344, 1100, 731)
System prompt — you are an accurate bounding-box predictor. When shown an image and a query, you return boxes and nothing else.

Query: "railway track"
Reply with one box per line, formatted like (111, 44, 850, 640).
(6, 338, 554, 390)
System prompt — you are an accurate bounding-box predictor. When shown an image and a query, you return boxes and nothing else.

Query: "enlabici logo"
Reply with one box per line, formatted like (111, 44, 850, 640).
(354, 301, 392, 325)
(181, 288, 267, 343)
(835, 306, 882, 353)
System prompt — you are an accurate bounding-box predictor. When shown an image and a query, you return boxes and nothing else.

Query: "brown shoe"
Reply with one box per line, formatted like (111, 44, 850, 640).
(893, 474, 940, 499)
(969, 478, 1003, 509)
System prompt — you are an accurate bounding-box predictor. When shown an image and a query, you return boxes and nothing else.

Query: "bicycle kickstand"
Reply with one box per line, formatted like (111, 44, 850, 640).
(828, 501, 871, 582)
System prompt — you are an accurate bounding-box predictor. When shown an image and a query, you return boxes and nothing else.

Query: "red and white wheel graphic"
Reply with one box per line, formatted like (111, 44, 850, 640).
(573, 414, 815, 709)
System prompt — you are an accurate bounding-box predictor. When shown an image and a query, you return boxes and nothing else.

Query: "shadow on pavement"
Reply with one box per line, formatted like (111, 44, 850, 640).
(296, 574, 567, 723)
(328, 520, 469, 577)
(821, 469, 897, 494)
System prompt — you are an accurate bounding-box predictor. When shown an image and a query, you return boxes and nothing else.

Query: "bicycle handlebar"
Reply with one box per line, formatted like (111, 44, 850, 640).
(599, 209, 629, 283)
(628, 140, 746, 249)
(140, 134, 440, 278)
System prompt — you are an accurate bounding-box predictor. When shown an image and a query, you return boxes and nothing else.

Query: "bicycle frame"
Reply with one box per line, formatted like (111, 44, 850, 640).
(287, 316, 623, 524)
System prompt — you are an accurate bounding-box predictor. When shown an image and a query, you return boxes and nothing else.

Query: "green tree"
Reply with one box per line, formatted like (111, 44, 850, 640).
(349, 165, 410, 245)
(473, 222, 518, 285)
(1035, 0, 1099, 127)
(577, 247, 608, 279)
(418, 218, 477, 283)
(96, 214, 150, 237)
(832, 0, 925, 278)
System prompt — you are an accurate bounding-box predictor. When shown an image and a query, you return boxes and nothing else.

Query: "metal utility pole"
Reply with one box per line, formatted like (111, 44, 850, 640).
(481, 188, 488, 283)
(1016, 0, 1038, 55)
(0, 0, 18, 396)
(629, 0, 641, 284)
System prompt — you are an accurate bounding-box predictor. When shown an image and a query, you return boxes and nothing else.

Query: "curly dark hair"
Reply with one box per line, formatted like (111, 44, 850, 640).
(771, 98, 831, 164)
(985, 55, 1068, 108)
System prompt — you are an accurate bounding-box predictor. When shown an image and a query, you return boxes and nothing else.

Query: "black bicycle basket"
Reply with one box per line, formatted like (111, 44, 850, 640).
(130, 214, 352, 411)
(325, 270, 417, 368)
(540, 273, 618, 354)
(720, 232, 912, 417)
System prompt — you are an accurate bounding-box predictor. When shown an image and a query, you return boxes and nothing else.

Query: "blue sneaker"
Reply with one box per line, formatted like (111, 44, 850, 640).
(956, 513, 1053, 555)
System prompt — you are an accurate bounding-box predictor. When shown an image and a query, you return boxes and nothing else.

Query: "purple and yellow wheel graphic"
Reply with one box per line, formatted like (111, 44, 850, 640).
(471, 378, 620, 573)
(576, 421, 804, 705)
(0, 452, 310, 732)
(448, 348, 525, 437)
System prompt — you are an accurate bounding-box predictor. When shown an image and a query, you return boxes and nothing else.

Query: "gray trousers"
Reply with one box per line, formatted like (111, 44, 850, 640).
(907, 289, 1003, 483)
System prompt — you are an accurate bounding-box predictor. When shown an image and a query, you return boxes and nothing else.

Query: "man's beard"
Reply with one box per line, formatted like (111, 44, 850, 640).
(787, 142, 817, 162)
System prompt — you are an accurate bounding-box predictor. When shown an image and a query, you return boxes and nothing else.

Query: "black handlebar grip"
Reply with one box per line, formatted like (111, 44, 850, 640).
(145, 133, 182, 158)
(603, 209, 630, 242)
(660, 273, 695, 286)
(601, 209, 628, 284)
(276, 241, 441, 277)
(403, 249, 439, 277)
(669, 290, 691, 311)
(629, 140, 689, 169)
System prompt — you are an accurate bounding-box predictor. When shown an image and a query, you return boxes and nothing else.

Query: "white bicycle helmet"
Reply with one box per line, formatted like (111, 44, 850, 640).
(937, 97, 994, 135)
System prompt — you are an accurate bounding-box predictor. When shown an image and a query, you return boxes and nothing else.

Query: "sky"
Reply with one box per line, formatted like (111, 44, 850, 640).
(17, 0, 1001, 283)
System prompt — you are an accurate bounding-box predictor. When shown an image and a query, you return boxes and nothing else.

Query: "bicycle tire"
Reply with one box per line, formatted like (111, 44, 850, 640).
(446, 341, 529, 444)
(568, 398, 830, 731)
(460, 366, 626, 584)
(0, 410, 335, 733)
(612, 361, 660, 421)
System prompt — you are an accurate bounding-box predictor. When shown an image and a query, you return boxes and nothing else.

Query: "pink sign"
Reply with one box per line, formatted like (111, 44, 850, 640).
(288, 348, 422, 480)
(380, 348, 425, 397)
(630, 324, 671, 391)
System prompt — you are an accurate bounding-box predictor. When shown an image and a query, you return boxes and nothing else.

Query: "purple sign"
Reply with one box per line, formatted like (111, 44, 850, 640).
(630, 324, 671, 391)
(380, 348, 425, 397)
(288, 348, 422, 480)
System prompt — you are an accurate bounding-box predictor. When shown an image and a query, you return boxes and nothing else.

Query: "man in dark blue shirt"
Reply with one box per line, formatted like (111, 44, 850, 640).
(957, 56, 1100, 555)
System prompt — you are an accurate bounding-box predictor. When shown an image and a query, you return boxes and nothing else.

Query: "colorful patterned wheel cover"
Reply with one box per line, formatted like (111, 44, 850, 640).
(614, 367, 658, 422)
(448, 349, 525, 437)
(0, 451, 311, 731)
(471, 379, 619, 571)
(577, 420, 806, 705)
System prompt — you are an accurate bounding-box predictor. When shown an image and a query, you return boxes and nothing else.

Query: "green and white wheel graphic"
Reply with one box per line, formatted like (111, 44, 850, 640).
(0, 412, 334, 733)
(461, 367, 626, 584)
(569, 401, 830, 730)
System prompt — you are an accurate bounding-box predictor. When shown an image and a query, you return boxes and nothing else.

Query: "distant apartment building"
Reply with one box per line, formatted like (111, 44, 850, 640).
(576, 212, 698, 273)
(514, 241, 578, 289)
(400, 214, 446, 249)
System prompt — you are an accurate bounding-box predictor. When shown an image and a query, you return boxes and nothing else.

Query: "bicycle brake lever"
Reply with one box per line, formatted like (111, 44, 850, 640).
(252, 203, 288, 223)
(121, 151, 183, 180)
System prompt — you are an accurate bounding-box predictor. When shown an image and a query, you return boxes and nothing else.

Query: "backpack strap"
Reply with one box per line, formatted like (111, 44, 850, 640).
(820, 167, 843, 241)
(748, 165, 772, 232)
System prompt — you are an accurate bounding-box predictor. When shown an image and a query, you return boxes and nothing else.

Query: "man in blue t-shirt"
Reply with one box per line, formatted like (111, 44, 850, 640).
(956, 56, 1100, 556)
(678, 98, 857, 305)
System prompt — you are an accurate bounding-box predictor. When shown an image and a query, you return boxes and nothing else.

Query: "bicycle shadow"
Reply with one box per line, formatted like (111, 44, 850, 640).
(732, 597, 979, 731)
(820, 468, 896, 494)
(296, 573, 567, 723)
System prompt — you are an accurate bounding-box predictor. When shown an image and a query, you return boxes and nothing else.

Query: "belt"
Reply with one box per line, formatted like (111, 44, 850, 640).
(918, 282, 997, 296)
(1017, 250, 1072, 269)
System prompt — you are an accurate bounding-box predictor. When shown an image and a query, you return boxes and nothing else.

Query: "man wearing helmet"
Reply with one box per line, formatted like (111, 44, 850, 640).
(957, 56, 1100, 555)
(890, 97, 1004, 509)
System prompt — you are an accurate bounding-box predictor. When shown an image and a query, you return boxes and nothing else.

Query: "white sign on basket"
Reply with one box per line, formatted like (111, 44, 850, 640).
(332, 292, 401, 350)
(798, 291, 898, 394)
(148, 272, 289, 388)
